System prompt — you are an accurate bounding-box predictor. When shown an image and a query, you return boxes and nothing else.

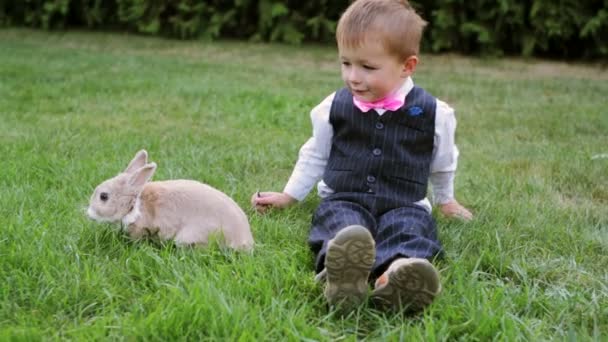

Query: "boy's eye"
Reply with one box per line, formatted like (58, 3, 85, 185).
(341, 61, 351, 66)
(363, 65, 377, 70)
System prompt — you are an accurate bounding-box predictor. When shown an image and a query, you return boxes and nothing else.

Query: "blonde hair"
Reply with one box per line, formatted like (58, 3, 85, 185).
(336, 0, 427, 59)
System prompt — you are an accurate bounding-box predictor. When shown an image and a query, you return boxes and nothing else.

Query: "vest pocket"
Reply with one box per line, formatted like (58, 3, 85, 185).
(326, 157, 359, 171)
(385, 163, 427, 186)
(388, 175, 425, 186)
(396, 116, 430, 133)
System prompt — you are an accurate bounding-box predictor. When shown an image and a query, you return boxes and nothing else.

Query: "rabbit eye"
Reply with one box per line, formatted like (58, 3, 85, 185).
(100, 192, 109, 201)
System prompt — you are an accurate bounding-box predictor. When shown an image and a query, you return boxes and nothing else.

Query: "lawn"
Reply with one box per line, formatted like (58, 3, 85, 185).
(0, 28, 607, 340)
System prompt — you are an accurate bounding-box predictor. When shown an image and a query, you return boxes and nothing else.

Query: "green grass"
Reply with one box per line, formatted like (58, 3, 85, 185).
(1, 28, 607, 340)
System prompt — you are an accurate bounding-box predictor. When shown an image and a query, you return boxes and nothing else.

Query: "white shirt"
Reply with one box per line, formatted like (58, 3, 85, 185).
(283, 77, 459, 213)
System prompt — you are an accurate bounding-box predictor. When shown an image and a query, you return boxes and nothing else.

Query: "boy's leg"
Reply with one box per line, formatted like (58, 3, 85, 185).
(372, 257, 441, 313)
(372, 205, 442, 274)
(370, 205, 442, 312)
(309, 199, 376, 274)
(324, 225, 375, 308)
(309, 199, 376, 308)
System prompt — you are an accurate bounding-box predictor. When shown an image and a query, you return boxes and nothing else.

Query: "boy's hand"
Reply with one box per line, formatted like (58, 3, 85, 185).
(439, 200, 473, 221)
(251, 191, 297, 213)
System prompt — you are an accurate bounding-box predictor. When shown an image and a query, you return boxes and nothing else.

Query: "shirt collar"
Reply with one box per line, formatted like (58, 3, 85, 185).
(374, 77, 413, 115)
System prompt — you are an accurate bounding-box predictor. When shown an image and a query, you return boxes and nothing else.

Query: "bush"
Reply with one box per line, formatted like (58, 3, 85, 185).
(1, 0, 606, 59)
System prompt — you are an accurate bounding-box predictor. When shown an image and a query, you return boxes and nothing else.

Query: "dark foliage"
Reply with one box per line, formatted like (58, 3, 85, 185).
(1, 0, 606, 59)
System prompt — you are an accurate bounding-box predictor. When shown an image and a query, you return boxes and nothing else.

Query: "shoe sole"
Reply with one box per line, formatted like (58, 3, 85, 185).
(324, 225, 375, 309)
(371, 258, 441, 313)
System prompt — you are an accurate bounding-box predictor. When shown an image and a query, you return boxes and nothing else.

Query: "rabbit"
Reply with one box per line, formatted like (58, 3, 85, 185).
(86, 149, 254, 251)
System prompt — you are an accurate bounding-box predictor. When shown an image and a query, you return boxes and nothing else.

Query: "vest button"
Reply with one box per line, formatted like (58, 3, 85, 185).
(367, 175, 376, 183)
(375, 122, 384, 129)
(372, 148, 382, 156)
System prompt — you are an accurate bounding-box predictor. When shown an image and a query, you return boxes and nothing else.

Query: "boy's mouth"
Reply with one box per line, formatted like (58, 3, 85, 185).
(351, 89, 368, 97)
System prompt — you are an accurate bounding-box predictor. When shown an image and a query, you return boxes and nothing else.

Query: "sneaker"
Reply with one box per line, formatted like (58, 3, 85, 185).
(323, 225, 376, 310)
(371, 257, 441, 313)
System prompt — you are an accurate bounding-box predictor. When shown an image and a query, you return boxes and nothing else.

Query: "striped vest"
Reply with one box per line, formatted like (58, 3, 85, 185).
(323, 86, 436, 203)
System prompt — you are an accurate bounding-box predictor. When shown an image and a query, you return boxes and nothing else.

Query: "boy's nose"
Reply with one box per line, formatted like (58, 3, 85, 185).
(347, 70, 361, 84)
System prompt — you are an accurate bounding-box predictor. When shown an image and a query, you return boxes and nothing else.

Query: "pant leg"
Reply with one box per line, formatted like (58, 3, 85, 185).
(372, 205, 443, 278)
(308, 198, 376, 274)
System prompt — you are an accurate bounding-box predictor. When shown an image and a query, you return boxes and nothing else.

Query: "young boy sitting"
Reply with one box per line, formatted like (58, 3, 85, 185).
(252, 0, 473, 313)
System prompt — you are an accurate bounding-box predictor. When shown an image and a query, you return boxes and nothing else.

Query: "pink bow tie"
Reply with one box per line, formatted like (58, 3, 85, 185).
(353, 94, 404, 112)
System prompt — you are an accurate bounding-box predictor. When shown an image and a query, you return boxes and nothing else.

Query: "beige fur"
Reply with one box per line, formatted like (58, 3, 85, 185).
(86, 150, 254, 251)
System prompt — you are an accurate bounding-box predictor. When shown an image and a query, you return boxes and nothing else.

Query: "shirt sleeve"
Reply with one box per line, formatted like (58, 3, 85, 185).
(430, 99, 459, 204)
(283, 93, 335, 201)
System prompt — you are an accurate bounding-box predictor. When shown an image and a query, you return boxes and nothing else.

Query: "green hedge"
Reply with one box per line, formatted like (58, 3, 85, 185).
(1, 0, 607, 58)
(423, 0, 608, 59)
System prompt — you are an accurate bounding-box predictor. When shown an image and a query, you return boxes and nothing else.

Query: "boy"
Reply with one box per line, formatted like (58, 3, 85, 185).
(252, 0, 473, 313)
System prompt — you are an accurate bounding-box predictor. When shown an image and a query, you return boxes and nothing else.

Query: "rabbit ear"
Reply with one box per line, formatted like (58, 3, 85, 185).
(128, 162, 157, 188)
(124, 150, 148, 174)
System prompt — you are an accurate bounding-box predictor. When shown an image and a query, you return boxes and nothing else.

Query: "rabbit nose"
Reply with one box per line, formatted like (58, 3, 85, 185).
(86, 207, 98, 220)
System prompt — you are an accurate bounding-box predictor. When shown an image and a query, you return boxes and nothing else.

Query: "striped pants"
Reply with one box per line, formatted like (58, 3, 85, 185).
(308, 193, 443, 279)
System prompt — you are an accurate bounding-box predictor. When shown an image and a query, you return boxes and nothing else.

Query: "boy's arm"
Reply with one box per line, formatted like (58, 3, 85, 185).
(430, 99, 457, 204)
(253, 93, 334, 212)
(282, 93, 334, 200)
(430, 100, 473, 220)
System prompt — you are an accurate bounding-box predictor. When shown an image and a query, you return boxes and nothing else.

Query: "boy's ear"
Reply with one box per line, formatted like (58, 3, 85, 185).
(401, 55, 418, 78)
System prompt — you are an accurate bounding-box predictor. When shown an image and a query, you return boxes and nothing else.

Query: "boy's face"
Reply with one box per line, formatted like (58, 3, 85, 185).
(339, 36, 415, 102)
